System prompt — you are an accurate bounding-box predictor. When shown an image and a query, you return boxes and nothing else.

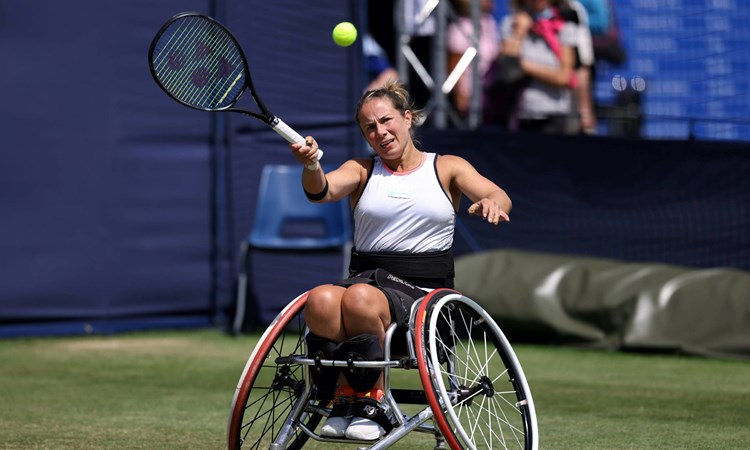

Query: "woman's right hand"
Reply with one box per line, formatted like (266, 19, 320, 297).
(289, 136, 320, 169)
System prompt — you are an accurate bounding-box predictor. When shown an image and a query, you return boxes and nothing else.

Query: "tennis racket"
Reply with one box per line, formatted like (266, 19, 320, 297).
(148, 12, 322, 167)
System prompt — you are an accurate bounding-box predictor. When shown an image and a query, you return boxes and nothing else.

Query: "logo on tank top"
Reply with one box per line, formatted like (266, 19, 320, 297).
(387, 189, 410, 199)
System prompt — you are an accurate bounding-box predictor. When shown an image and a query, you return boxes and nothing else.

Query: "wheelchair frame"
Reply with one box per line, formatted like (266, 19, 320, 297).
(227, 288, 538, 450)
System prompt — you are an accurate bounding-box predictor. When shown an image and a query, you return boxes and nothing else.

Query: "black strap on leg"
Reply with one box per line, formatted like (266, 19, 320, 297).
(306, 333, 340, 401)
(334, 333, 383, 393)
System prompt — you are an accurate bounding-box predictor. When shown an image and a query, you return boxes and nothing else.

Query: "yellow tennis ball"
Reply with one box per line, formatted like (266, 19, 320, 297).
(332, 22, 357, 47)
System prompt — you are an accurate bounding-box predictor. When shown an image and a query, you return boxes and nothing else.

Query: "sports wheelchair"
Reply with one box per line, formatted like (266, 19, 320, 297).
(227, 288, 538, 449)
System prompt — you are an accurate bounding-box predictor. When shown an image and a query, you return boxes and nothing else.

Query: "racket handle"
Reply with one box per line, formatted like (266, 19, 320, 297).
(271, 117, 324, 170)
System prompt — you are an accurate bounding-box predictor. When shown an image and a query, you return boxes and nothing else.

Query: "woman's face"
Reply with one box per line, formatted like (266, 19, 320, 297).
(357, 97, 413, 160)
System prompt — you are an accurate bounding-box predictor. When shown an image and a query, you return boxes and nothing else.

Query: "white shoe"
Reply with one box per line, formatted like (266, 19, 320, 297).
(344, 417, 386, 440)
(320, 416, 351, 438)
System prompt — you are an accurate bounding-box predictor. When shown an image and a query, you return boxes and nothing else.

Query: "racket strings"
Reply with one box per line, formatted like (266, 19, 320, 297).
(151, 16, 245, 110)
(153, 18, 210, 101)
(155, 17, 239, 106)
(159, 17, 242, 108)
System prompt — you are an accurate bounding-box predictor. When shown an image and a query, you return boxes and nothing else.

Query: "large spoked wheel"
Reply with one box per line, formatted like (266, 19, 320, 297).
(227, 292, 323, 450)
(415, 289, 539, 450)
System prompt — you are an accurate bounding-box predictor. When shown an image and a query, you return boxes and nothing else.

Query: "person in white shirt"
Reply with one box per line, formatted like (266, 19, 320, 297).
(498, 0, 578, 133)
(288, 80, 511, 441)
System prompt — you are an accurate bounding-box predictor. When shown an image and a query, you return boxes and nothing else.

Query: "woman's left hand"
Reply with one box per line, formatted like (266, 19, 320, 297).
(468, 199, 510, 225)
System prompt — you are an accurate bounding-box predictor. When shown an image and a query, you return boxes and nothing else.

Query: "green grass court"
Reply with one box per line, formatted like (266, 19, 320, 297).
(1, 329, 748, 449)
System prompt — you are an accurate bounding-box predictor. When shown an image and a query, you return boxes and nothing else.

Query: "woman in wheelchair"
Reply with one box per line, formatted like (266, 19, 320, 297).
(289, 80, 512, 441)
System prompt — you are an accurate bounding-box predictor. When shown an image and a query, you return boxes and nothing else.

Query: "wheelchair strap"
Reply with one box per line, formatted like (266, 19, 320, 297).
(338, 268, 425, 301)
(348, 248, 455, 288)
(351, 398, 395, 433)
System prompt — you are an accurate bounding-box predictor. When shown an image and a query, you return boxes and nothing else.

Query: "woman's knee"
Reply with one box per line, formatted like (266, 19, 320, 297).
(304, 285, 343, 322)
(340, 284, 389, 322)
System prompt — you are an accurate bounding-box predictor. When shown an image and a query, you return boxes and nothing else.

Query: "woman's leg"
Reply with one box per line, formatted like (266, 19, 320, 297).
(339, 283, 391, 392)
(303, 284, 347, 341)
(305, 283, 390, 438)
(304, 285, 349, 407)
(339, 283, 391, 344)
(338, 284, 394, 439)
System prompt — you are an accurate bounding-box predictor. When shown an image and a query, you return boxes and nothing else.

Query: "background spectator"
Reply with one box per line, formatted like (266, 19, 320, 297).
(447, 0, 503, 118)
(491, 0, 578, 134)
(564, 0, 597, 134)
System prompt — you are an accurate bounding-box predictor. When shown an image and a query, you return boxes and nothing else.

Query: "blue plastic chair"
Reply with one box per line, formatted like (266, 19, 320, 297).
(233, 164, 352, 335)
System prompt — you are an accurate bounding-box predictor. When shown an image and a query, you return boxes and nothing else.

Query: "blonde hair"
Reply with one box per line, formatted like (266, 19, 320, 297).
(355, 80, 424, 138)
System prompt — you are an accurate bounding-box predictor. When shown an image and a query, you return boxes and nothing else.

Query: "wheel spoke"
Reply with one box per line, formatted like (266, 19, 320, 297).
(419, 292, 538, 450)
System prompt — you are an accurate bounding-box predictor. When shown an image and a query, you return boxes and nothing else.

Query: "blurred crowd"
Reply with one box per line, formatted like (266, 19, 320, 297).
(366, 0, 627, 136)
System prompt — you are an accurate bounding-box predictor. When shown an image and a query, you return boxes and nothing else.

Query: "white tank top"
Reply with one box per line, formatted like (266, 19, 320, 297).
(353, 152, 456, 253)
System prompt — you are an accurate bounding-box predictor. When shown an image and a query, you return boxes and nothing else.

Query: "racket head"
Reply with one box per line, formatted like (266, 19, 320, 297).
(149, 12, 264, 117)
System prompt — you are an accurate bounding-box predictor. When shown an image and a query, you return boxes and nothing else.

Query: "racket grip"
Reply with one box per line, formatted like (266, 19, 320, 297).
(271, 117, 323, 169)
